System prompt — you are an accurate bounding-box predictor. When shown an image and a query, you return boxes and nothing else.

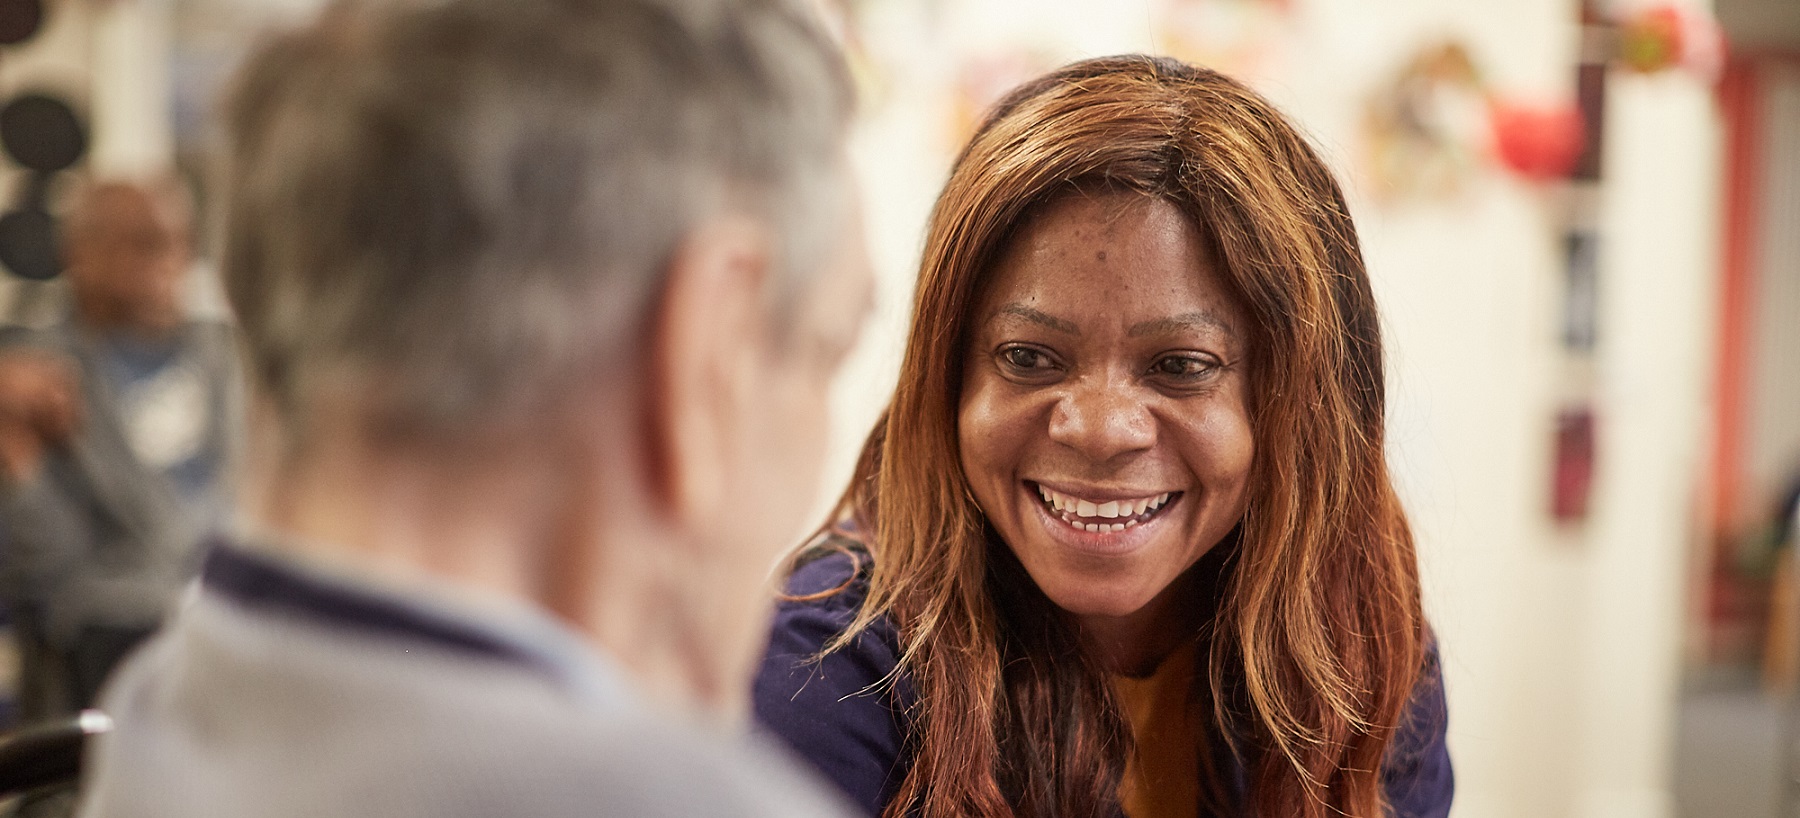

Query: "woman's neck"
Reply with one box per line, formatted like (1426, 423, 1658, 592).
(1080, 568, 1207, 677)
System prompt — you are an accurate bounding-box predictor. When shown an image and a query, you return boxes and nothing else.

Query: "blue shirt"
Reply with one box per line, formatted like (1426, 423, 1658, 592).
(753, 549, 1454, 818)
(93, 332, 220, 505)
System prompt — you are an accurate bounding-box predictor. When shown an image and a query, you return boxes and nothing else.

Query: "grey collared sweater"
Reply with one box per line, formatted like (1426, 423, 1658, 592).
(79, 543, 856, 818)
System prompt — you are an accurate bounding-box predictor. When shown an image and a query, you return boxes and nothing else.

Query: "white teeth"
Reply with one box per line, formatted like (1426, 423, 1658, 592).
(1036, 484, 1177, 527)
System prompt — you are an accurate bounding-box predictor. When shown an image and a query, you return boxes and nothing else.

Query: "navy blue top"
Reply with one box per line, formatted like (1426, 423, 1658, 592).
(753, 549, 1454, 818)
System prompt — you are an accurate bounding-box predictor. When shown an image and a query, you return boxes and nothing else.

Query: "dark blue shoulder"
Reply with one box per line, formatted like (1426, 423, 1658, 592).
(1384, 636, 1454, 818)
(783, 546, 870, 605)
(778, 546, 882, 623)
(756, 544, 911, 817)
(765, 544, 903, 687)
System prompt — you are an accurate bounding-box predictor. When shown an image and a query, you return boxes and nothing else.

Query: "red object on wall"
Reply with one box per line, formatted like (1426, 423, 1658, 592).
(1489, 99, 1586, 182)
(1701, 54, 1800, 660)
(1551, 406, 1598, 523)
(1714, 59, 1766, 540)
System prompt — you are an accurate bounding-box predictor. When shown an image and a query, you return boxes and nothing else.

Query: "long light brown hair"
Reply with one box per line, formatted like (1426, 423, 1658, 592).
(822, 55, 1425, 818)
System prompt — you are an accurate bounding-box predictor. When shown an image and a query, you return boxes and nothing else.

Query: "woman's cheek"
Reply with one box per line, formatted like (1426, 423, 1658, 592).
(958, 377, 1035, 520)
(958, 388, 1004, 489)
(1188, 394, 1256, 506)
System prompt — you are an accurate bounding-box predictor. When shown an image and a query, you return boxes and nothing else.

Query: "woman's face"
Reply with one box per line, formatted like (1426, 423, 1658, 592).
(958, 193, 1254, 624)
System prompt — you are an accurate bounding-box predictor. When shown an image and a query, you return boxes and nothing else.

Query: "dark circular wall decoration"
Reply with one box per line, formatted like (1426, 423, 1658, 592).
(0, 208, 57, 281)
(1, 94, 85, 173)
(0, 92, 84, 280)
(0, 0, 42, 47)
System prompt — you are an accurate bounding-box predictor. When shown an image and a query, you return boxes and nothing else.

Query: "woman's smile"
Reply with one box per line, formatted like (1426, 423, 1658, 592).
(1032, 482, 1178, 529)
(1023, 480, 1184, 555)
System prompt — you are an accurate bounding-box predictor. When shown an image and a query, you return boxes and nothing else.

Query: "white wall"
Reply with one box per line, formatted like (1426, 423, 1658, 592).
(88, 0, 176, 178)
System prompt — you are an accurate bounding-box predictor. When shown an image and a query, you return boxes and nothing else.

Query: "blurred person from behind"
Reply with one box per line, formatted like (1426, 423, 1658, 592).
(755, 56, 1451, 818)
(0, 178, 240, 724)
(77, 0, 868, 817)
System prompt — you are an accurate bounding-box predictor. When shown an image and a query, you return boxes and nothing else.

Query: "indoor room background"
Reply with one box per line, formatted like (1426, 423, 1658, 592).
(0, 0, 1792, 816)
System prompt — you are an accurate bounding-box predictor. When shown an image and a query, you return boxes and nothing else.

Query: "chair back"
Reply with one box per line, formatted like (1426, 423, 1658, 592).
(0, 710, 111, 797)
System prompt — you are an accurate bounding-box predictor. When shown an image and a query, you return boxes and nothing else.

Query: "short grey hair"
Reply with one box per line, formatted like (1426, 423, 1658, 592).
(220, 0, 852, 436)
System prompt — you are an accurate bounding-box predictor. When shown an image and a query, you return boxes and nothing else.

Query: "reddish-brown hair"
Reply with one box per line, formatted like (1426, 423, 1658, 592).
(821, 55, 1425, 818)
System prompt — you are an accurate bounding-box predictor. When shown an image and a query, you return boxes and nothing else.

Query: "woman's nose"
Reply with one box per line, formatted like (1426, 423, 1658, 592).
(1047, 376, 1155, 463)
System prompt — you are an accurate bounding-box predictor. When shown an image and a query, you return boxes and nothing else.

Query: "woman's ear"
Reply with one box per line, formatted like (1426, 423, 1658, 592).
(641, 215, 774, 532)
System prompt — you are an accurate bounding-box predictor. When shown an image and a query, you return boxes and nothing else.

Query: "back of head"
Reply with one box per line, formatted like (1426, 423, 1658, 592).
(220, 0, 852, 440)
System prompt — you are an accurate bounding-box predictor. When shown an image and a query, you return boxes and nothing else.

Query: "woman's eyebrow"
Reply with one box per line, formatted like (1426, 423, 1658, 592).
(996, 304, 1080, 336)
(1128, 311, 1233, 338)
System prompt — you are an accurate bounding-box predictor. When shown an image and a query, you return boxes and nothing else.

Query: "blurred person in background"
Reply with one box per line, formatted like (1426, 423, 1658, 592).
(755, 56, 1451, 818)
(77, 0, 869, 816)
(0, 178, 239, 726)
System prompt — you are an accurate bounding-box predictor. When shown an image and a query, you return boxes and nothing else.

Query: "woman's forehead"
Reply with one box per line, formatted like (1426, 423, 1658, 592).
(971, 194, 1240, 333)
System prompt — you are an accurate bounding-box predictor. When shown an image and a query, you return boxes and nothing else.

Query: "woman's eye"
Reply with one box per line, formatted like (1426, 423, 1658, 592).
(998, 346, 1055, 373)
(1151, 355, 1216, 380)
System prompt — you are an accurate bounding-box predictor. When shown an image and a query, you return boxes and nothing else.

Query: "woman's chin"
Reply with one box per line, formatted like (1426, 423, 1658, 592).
(1034, 577, 1160, 621)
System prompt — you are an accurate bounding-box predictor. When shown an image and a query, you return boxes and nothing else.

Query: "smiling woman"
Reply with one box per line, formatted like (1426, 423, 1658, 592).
(959, 194, 1255, 670)
(754, 55, 1451, 818)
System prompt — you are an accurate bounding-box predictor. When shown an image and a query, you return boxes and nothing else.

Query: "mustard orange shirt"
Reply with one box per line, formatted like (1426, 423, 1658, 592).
(1114, 641, 1201, 818)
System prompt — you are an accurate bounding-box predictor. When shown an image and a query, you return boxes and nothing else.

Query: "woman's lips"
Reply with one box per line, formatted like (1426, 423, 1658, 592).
(1028, 481, 1182, 534)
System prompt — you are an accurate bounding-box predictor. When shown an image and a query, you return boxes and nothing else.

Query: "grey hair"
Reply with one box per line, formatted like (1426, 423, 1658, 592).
(219, 0, 852, 437)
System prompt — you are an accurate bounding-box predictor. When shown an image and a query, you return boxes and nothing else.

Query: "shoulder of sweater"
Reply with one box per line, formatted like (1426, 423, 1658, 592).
(100, 618, 855, 818)
(781, 545, 870, 607)
(772, 542, 903, 662)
